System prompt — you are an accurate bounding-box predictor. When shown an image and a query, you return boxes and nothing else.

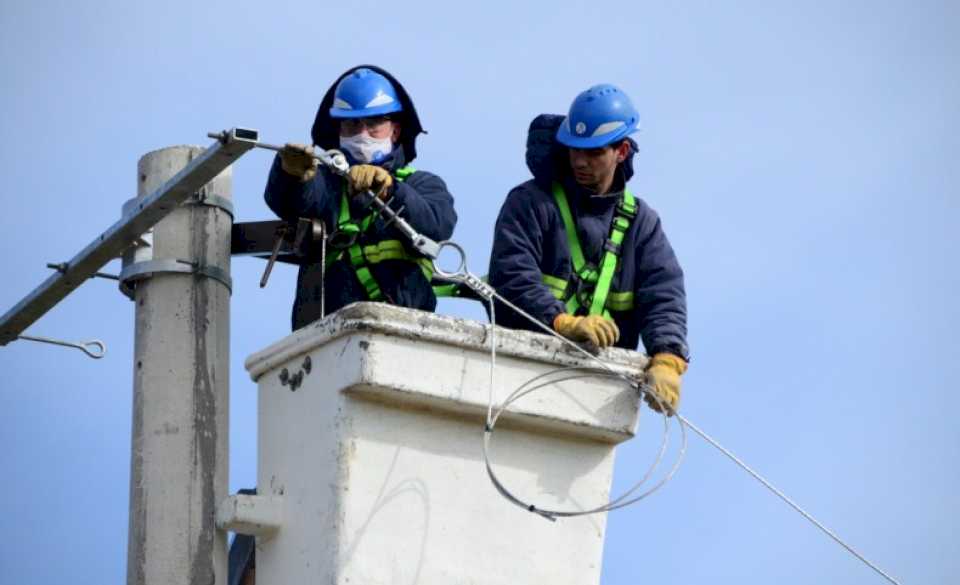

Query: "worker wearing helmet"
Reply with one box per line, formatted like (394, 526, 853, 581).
(264, 65, 457, 330)
(487, 84, 689, 414)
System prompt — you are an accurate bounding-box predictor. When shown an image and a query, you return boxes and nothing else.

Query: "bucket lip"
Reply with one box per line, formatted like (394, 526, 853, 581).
(244, 302, 644, 382)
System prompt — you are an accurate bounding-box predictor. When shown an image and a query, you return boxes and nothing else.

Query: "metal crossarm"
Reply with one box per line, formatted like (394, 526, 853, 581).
(0, 127, 259, 345)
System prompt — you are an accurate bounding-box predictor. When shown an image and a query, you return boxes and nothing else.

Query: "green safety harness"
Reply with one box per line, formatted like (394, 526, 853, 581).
(542, 181, 637, 317)
(328, 166, 433, 301)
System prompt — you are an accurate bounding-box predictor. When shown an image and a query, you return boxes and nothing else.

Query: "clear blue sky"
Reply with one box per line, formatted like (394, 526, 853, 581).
(1, 1, 957, 583)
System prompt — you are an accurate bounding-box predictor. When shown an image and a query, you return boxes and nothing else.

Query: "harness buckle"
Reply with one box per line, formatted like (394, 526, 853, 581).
(603, 239, 622, 255)
(328, 222, 360, 249)
(616, 200, 637, 220)
(564, 269, 597, 316)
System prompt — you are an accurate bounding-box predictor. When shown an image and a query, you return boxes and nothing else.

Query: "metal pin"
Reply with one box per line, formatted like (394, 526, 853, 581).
(17, 334, 106, 359)
(47, 262, 119, 281)
(260, 227, 287, 288)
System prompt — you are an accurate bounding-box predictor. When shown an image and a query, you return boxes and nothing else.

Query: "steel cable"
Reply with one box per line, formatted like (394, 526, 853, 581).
(434, 245, 900, 585)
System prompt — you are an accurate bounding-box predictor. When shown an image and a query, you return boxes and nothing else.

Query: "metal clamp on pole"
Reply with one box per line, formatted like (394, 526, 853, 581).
(185, 184, 235, 217)
(119, 259, 233, 298)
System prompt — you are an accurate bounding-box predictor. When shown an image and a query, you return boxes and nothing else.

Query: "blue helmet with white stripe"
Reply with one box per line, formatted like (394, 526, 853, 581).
(556, 84, 639, 149)
(313, 65, 426, 161)
(329, 68, 403, 119)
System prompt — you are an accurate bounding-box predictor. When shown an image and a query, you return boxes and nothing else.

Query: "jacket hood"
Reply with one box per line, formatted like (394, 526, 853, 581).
(311, 65, 426, 163)
(525, 113, 636, 189)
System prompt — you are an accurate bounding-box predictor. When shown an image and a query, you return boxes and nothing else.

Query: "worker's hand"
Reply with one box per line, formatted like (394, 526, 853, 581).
(348, 164, 393, 200)
(280, 143, 317, 182)
(643, 353, 687, 416)
(552, 313, 620, 348)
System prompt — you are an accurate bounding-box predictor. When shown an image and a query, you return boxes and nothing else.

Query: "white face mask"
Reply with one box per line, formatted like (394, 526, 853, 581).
(339, 134, 393, 164)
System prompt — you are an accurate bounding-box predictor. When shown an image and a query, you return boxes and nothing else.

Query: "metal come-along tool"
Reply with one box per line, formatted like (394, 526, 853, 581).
(207, 132, 477, 289)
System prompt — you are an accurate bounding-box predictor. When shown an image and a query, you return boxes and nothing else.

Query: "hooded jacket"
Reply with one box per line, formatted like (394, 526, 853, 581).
(487, 114, 688, 358)
(264, 65, 457, 330)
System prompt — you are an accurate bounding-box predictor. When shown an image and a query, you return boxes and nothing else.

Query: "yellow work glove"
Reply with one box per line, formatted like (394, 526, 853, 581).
(643, 353, 687, 416)
(348, 164, 393, 200)
(279, 143, 317, 182)
(552, 313, 620, 348)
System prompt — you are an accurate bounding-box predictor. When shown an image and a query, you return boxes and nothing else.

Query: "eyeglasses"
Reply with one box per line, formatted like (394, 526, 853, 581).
(339, 116, 393, 135)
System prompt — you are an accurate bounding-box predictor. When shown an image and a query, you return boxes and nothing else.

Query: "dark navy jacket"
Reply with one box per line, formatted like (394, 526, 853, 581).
(487, 115, 688, 358)
(264, 65, 457, 330)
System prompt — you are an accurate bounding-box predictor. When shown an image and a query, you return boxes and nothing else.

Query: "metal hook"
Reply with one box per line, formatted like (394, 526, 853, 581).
(17, 334, 107, 359)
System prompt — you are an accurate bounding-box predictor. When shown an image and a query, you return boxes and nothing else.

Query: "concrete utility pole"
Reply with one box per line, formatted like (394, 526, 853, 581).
(125, 146, 233, 585)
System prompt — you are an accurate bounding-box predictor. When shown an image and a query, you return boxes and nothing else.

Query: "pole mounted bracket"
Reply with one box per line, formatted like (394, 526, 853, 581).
(0, 127, 258, 345)
(216, 494, 283, 540)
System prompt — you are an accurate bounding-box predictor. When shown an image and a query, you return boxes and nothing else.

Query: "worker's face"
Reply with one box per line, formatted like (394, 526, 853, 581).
(568, 141, 630, 192)
(338, 116, 401, 142)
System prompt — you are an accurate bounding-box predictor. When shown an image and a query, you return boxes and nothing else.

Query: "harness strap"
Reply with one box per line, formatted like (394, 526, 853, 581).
(333, 166, 431, 301)
(589, 192, 636, 315)
(549, 182, 637, 316)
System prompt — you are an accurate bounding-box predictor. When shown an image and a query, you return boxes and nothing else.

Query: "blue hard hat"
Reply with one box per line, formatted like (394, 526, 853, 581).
(329, 67, 403, 119)
(556, 84, 639, 148)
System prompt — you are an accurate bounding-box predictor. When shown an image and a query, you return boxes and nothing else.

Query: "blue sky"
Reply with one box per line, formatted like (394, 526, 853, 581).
(1, 1, 957, 583)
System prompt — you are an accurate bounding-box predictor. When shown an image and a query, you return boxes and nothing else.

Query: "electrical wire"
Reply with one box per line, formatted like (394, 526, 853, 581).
(480, 293, 686, 520)
(435, 248, 901, 585)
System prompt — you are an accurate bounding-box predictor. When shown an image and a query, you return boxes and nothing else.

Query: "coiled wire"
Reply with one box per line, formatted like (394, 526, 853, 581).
(433, 242, 901, 584)
(481, 296, 686, 521)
